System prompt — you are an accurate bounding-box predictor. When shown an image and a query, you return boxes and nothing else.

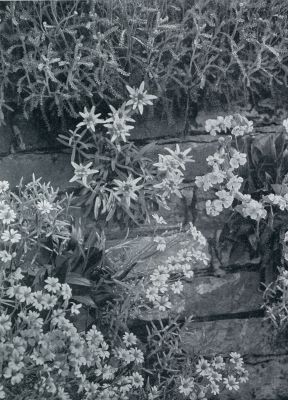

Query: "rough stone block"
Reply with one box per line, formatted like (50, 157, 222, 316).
(183, 271, 262, 317)
(182, 318, 287, 357)
(0, 152, 73, 189)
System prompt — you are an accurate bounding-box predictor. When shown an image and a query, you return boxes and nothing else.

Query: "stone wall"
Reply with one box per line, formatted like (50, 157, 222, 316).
(1, 116, 287, 399)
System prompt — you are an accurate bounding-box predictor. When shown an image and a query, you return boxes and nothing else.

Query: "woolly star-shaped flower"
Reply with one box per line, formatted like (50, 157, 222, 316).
(77, 106, 104, 132)
(165, 144, 194, 170)
(113, 175, 142, 207)
(70, 162, 99, 187)
(104, 114, 134, 143)
(126, 81, 157, 114)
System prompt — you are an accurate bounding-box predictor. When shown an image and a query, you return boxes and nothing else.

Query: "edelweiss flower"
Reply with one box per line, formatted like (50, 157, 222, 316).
(104, 114, 134, 143)
(113, 175, 142, 207)
(126, 81, 157, 114)
(70, 162, 99, 187)
(164, 144, 194, 169)
(107, 102, 135, 123)
(152, 213, 167, 225)
(77, 106, 104, 132)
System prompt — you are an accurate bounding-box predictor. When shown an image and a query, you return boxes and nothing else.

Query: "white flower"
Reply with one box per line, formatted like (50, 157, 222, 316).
(154, 236, 166, 251)
(196, 358, 211, 376)
(60, 283, 72, 300)
(123, 332, 137, 347)
(164, 144, 194, 169)
(44, 277, 61, 293)
(70, 303, 82, 315)
(216, 190, 234, 208)
(0, 208, 16, 224)
(146, 286, 160, 302)
(152, 213, 167, 225)
(226, 175, 243, 192)
(240, 198, 267, 220)
(77, 106, 104, 132)
(36, 199, 54, 215)
(223, 375, 239, 391)
(0, 250, 14, 263)
(126, 81, 157, 114)
(229, 150, 247, 169)
(0, 181, 9, 193)
(1, 229, 21, 244)
(131, 372, 144, 388)
(283, 118, 288, 133)
(70, 162, 99, 187)
(105, 114, 134, 143)
(154, 296, 171, 312)
(179, 377, 195, 396)
(171, 281, 183, 294)
(113, 175, 142, 207)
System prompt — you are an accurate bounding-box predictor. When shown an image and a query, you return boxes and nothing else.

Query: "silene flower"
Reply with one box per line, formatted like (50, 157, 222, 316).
(126, 81, 157, 115)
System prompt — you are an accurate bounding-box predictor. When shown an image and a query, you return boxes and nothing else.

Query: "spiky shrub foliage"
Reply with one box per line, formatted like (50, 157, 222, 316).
(1, 0, 288, 128)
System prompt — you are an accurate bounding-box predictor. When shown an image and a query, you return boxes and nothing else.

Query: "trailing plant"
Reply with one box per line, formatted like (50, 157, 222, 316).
(59, 82, 193, 227)
(196, 114, 288, 283)
(1, 0, 288, 128)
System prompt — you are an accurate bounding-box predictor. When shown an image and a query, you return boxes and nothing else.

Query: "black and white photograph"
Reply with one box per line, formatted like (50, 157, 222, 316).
(0, 1, 287, 399)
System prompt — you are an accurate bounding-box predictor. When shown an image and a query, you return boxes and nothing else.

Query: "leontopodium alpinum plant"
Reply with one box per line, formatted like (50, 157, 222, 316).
(59, 82, 194, 225)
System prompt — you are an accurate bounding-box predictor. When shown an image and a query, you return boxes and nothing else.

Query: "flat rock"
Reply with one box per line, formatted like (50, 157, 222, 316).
(183, 271, 262, 317)
(182, 318, 288, 357)
(0, 152, 73, 189)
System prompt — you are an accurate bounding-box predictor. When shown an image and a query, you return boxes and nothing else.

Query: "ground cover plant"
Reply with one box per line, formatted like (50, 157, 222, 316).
(1, 0, 288, 130)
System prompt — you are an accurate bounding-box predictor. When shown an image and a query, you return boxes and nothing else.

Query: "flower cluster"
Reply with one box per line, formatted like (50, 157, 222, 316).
(196, 117, 273, 221)
(178, 353, 248, 399)
(153, 144, 194, 203)
(198, 117, 288, 224)
(64, 84, 194, 223)
(0, 176, 71, 271)
(205, 113, 253, 137)
(145, 223, 208, 312)
(0, 269, 145, 400)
